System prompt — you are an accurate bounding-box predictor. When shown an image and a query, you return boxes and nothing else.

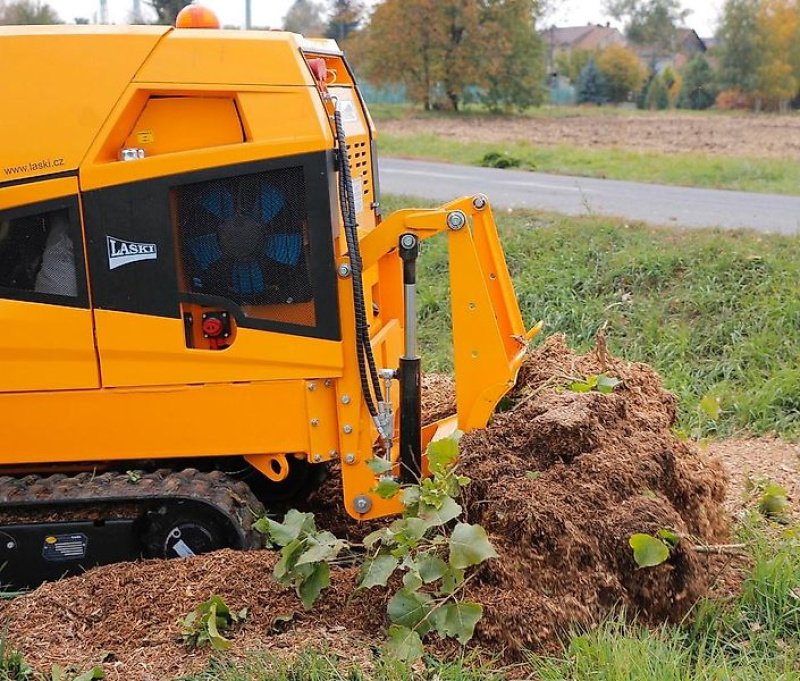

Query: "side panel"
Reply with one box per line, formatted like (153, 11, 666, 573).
(0, 178, 99, 392)
(82, 153, 343, 388)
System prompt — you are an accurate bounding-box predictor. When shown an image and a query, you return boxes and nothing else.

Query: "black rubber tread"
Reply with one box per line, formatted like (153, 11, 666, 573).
(0, 468, 266, 550)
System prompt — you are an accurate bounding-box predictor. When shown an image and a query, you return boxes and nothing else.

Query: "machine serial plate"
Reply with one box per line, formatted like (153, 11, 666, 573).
(42, 533, 88, 562)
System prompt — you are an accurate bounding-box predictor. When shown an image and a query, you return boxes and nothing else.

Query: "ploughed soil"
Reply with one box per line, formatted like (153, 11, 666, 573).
(1, 336, 738, 678)
(381, 111, 800, 159)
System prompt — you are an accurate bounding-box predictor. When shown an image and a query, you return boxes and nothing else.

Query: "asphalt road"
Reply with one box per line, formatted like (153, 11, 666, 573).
(378, 157, 800, 234)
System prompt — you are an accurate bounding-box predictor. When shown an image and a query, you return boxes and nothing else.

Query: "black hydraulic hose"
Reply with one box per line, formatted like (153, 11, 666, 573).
(334, 108, 383, 417)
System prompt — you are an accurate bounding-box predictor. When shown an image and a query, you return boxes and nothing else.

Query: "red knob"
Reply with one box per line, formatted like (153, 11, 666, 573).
(202, 317, 224, 337)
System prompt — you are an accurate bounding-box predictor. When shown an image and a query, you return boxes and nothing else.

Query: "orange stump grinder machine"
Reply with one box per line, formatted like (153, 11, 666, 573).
(0, 8, 537, 588)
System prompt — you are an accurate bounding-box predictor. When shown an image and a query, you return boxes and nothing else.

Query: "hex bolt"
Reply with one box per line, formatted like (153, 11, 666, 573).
(353, 495, 372, 514)
(329, 449, 338, 458)
(313, 453, 322, 463)
(472, 194, 487, 210)
(446, 210, 467, 231)
(343, 424, 353, 434)
(324, 379, 332, 388)
(308, 382, 316, 391)
(400, 234, 417, 249)
(344, 453, 356, 465)
(311, 418, 320, 427)
(341, 394, 351, 405)
(337, 263, 352, 278)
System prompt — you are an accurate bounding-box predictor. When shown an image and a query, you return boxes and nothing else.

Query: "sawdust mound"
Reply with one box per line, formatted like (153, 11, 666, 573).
(458, 335, 729, 655)
(2, 551, 383, 680)
(1, 336, 729, 675)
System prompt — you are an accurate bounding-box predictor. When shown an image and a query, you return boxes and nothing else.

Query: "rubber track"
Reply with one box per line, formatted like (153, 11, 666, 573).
(0, 469, 266, 550)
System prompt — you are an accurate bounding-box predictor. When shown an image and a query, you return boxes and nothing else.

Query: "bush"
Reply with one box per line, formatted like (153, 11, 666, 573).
(678, 54, 718, 110)
(645, 76, 669, 110)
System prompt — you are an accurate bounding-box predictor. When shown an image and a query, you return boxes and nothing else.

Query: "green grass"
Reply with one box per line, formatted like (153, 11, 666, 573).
(379, 195, 800, 439)
(180, 650, 506, 680)
(377, 133, 800, 196)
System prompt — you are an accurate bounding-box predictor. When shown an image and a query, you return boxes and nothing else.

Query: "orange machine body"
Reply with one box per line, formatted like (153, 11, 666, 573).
(0, 26, 535, 519)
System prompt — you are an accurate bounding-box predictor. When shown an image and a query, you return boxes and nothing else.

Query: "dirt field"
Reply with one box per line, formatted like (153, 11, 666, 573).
(381, 111, 800, 159)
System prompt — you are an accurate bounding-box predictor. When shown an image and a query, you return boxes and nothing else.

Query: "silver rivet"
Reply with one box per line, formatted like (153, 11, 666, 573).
(343, 424, 353, 434)
(311, 418, 320, 427)
(341, 395, 351, 405)
(308, 383, 316, 391)
(353, 495, 372, 514)
(446, 210, 467, 231)
(313, 454, 322, 463)
(472, 194, 487, 210)
(329, 449, 338, 458)
(344, 453, 356, 464)
(337, 263, 352, 278)
(6, 540, 15, 549)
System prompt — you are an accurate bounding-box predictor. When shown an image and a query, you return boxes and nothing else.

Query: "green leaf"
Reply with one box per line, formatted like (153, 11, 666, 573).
(296, 532, 345, 566)
(449, 523, 498, 569)
(699, 394, 722, 421)
(401, 485, 421, 508)
(267, 510, 314, 546)
(373, 479, 402, 500)
(420, 497, 462, 528)
(363, 528, 391, 550)
(417, 554, 448, 584)
(206, 604, 232, 651)
(387, 588, 432, 631)
(569, 381, 592, 393)
(73, 668, 105, 681)
(299, 561, 330, 610)
(402, 570, 423, 590)
(596, 374, 621, 394)
(525, 470, 541, 481)
(367, 457, 394, 474)
(385, 624, 424, 663)
(252, 517, 271, 536)
(358, 554, 399, 589)
(273, 538, 304, 583)
(657, 528, 680, 548)
(427, 436, 460, 472)
(431, 602, 483, 645)
(439, 565, 466, 595)
(759, 483, 789, 518)
(629, 533, 670, 568)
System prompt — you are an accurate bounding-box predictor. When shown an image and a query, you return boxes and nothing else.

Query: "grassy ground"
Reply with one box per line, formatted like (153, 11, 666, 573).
(380, 195, 800, 439)
(177, 517, 799, 679)
(378, 133, 800, 196)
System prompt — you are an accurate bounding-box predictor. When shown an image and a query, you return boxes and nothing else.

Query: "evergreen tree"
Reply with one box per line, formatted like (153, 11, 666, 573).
(326, 0, 364, 42)
(644, 73, 670, 109)
(283, 0, 326, 36)
(576, 58, 607, 105)
(678, 54, 717, 109)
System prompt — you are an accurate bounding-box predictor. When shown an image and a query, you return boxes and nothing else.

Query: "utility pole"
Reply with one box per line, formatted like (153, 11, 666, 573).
(245, 0, 251, 29)
(99, 0, 108, 23)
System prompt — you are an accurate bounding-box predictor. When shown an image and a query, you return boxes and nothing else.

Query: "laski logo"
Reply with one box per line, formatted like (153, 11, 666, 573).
(107, 236, 158, 270)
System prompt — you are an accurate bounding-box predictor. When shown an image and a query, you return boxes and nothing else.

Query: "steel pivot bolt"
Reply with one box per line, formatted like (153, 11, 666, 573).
(400, 234, 417, 249)
(353, 495, 372, 514)
(472, 194, 488, 210)
(337, 263, 352, 278)
(446, 210, 467, 230)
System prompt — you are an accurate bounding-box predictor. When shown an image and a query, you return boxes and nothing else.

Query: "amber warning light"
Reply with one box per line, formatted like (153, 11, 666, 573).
(175, 4, 221, 29)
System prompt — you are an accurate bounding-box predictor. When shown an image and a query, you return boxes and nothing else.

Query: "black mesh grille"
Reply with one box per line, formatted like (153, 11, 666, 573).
(173, 166, 316, 328)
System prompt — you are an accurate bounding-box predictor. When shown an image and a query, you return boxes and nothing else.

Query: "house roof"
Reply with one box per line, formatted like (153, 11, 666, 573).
(542, 25, 624, 51)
